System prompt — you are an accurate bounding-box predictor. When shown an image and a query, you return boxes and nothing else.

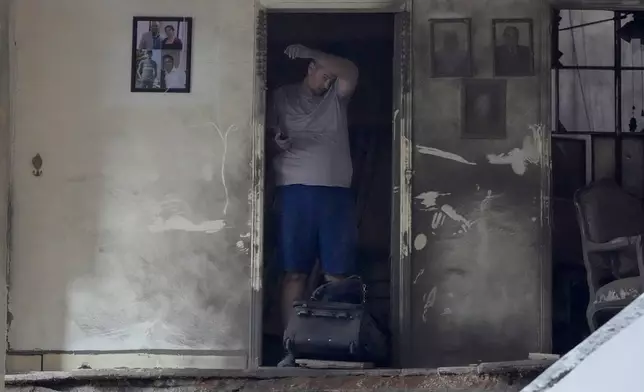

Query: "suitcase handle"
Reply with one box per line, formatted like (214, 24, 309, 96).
(310, 275, 367, 304)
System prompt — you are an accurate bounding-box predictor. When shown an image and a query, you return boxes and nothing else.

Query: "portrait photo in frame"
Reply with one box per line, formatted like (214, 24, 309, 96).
(462, 79, 507, 139)
(493, 18, 534, 77)
(131, 17, 193, 93)
(430, 18, 473, 78)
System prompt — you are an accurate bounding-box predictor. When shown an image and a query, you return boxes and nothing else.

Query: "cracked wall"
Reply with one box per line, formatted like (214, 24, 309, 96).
(9, 0, 254, 358)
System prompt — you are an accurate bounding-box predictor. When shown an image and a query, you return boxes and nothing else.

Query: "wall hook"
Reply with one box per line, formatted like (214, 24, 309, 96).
(32, 153, 42, 177)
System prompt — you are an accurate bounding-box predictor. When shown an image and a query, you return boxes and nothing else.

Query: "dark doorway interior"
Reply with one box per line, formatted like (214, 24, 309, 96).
(261, 12, 395, 366)
(550, 135, 591, 354)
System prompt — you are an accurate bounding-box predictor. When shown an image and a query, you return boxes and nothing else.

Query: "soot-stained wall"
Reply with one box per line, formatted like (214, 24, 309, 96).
(409, 0, 550, 367)
(9, 0, 254, 357)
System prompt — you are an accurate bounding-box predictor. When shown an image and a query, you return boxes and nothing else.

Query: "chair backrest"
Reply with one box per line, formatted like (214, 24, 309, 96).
(574, 180, 644, 244)
(574, 180, 644, 295)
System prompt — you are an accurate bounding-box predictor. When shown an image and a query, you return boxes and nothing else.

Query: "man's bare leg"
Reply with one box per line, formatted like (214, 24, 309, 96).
(278, 272, 307, 367)
(281, 272, 308, 329)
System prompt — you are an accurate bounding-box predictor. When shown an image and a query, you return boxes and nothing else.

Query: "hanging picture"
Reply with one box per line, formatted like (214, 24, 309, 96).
(131, 17, 193, 93)
(493, 18, 534, 77)
(430, 18, 473, 78)
(462, 79, 507, 139)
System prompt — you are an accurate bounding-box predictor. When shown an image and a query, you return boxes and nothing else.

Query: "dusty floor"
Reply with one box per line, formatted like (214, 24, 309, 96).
(5, 361, 553, 391)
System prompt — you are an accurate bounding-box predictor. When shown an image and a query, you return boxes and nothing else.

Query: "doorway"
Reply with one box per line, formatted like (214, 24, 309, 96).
(260, 12, 396, 367)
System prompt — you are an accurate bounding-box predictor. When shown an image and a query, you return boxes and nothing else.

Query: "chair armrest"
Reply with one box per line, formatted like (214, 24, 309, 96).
(587, 235, 642, 253)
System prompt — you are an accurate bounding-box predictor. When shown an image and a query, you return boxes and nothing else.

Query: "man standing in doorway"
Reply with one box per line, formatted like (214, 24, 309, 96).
(267, 44, 359, 366)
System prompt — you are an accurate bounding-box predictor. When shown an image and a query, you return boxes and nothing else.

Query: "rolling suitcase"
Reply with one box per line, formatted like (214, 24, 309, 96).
(282, 276, 388, 365)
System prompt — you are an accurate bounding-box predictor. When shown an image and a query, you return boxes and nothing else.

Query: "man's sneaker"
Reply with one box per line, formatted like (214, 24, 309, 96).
(277, 353, 296, 367)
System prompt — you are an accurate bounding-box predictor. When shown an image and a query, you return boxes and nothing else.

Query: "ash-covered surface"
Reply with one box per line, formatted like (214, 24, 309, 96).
(5, 360, 552, 392)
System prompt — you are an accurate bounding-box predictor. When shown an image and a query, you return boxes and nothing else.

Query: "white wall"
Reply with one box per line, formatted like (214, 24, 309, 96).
(9, 0, 254, 354)
(548, 315, 644, 391)
(524, 295, 644, 392)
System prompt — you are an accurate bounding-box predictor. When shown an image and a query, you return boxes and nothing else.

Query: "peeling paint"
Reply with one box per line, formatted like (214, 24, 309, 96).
(235, 240, 249, 254)
(392, 109, 400, 141)
(400, 134, 413, 261)
(414, 233, 427, 250)
(212, 123, 238, 215)
(191, 121, 238, 215)
(416, 191, 473, 234)
(486, 124, 543, 175)
(595, 288, 640, 304)
(416, 191, 450, 209)
(148, 216, 226, 234)
(416, 145, 476, 165)
(441, 204, 473, 234)
(431, 211, 446, 230)
(413, 269, 425, 284)
(422, 287, 437, 323)
(249, 119, 265, 292)
(476, 191, 498, 267)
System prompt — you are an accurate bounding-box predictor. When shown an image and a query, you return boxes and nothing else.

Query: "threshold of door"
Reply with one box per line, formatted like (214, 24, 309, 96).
(5, 358, 556, 385)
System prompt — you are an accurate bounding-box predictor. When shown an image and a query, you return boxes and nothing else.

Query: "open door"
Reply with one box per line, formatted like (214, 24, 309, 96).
(249, 6, 267, 370)
(391, 0, 413, 368)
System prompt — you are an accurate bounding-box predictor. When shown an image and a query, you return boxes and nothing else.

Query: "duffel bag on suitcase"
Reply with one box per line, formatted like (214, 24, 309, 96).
(282, 276, 388, 365)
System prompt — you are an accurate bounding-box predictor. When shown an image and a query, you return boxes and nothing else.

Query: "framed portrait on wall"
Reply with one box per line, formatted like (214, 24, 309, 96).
(430, 18, 473, 78)
(493, 18, 534, 77)
(462, 79, 507, 139)
(131, 17, 193, 93)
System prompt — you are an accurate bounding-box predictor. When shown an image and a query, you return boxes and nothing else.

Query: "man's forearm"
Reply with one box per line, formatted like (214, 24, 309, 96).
(309, 49, 358, 81)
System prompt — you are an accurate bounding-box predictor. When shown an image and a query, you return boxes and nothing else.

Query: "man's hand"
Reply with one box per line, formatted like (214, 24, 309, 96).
(284, 44, 314, 60)
(285, 45, 358, 98)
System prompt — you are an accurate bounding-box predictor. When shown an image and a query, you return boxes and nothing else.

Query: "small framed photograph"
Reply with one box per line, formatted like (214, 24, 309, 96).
(430, 18, 473, 78)
(131, 17, 193, 93)
(462, 79, 507, 139)
(493, 18, 534, 77)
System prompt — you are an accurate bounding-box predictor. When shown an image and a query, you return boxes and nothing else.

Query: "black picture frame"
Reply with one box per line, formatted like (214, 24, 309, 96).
(461, 79, 507, 139)
(131, 16, 193, 93)
(492, 18, 534, 77)
(430, 18, 473, 78)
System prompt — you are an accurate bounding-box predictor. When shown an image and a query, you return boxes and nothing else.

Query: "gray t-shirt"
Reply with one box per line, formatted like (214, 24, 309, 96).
(268, 81, 353, 188)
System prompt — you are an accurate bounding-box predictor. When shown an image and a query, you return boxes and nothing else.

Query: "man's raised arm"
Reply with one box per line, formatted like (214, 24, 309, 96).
(284, 44, 359, 98)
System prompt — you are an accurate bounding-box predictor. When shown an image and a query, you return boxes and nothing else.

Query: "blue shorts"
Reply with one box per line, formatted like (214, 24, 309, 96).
(275, 185, 357, 276)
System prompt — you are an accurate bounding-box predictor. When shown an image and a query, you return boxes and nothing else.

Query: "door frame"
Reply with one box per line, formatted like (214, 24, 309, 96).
(248, 0, 413, 369)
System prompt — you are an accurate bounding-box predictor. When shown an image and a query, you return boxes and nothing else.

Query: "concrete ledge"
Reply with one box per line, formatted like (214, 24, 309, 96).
(6, 353, 247, 373)
(4, 368, 550, 392)
(5, 359, 555, 385)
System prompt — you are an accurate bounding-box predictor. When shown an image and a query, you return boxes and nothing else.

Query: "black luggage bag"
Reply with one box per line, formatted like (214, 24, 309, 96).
(282, 276, 388, 364)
